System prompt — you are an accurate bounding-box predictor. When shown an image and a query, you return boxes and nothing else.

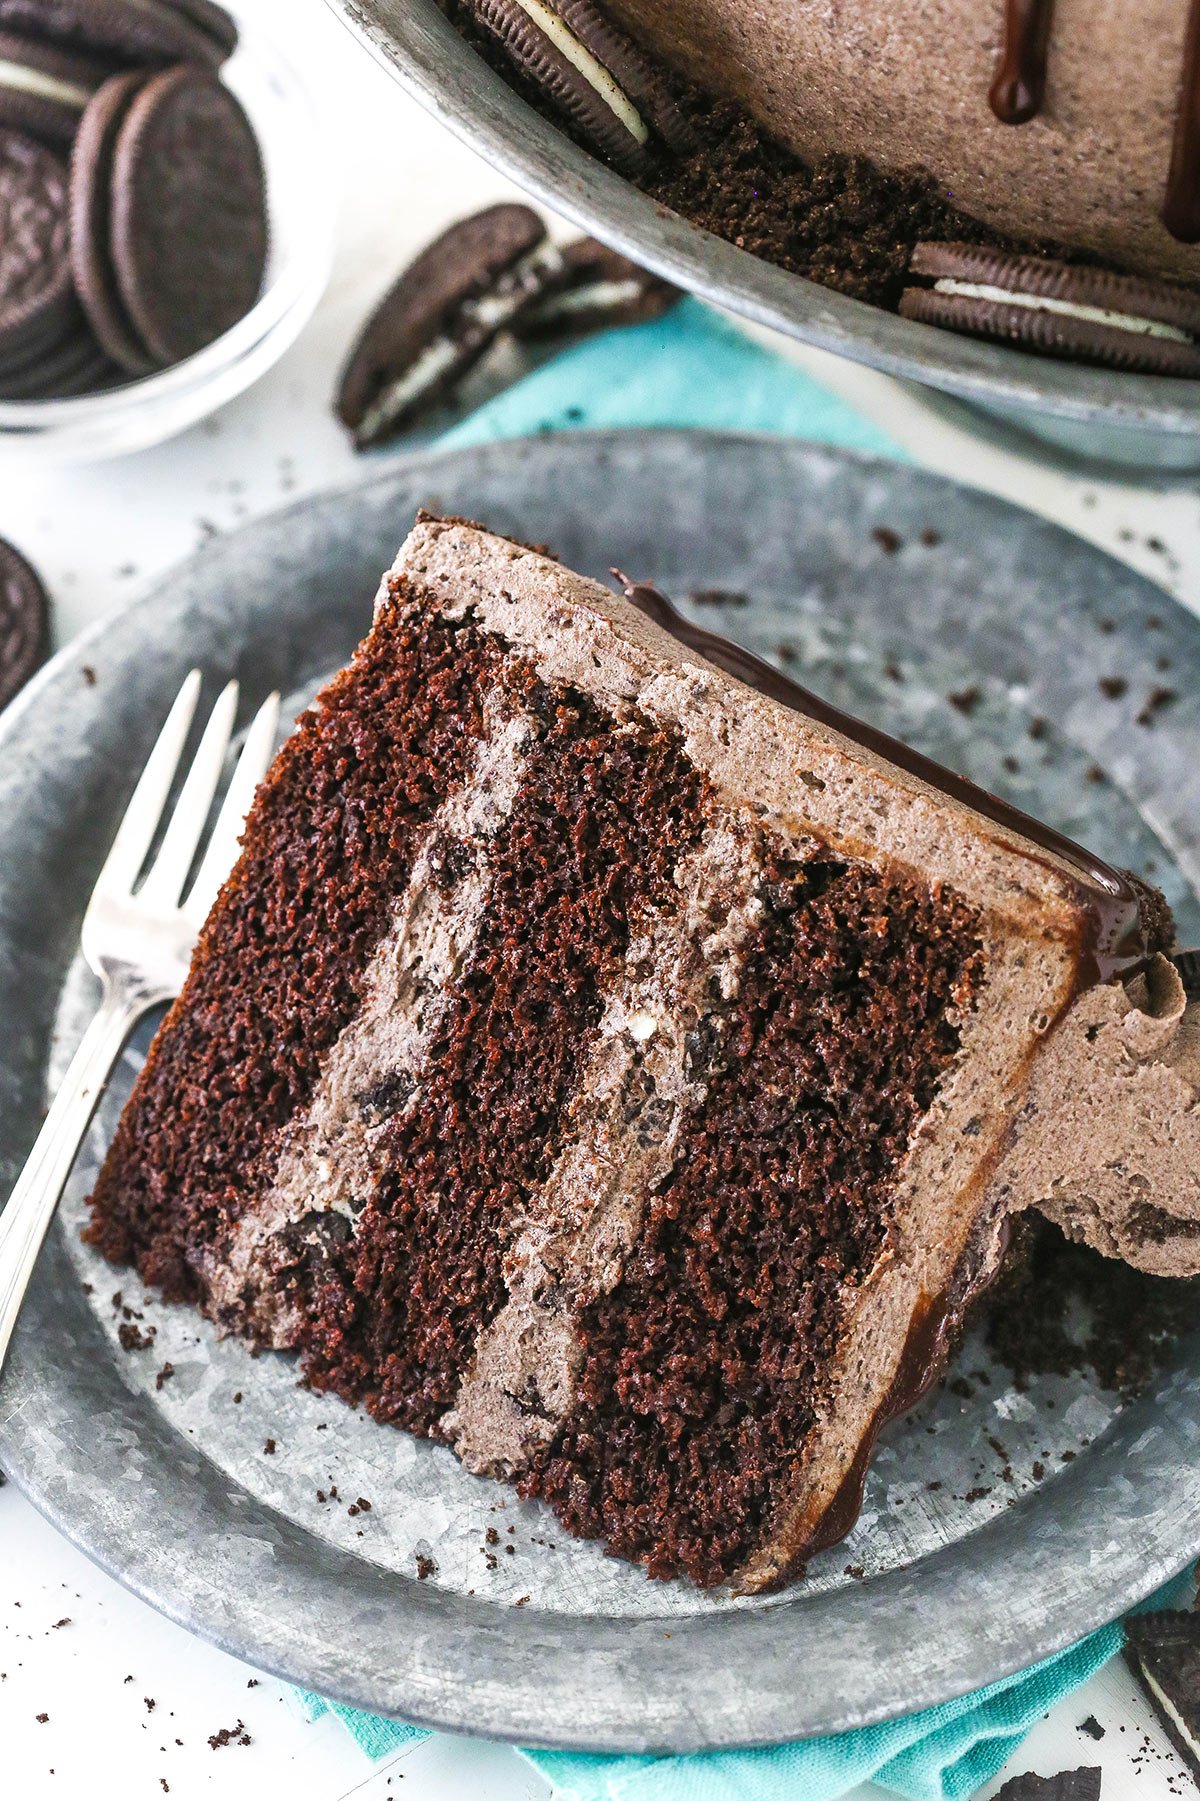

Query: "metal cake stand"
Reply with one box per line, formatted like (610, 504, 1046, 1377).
(0, 433, 1198, 1751)
(327, 0, 1200, 471)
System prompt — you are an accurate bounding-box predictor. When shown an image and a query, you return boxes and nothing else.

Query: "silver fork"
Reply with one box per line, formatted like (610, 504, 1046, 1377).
(0, 672, 280, 1378)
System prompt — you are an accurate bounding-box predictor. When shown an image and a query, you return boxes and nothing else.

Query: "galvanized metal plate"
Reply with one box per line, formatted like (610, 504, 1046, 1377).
(0, 431, 1198, 1751)
(325, 0, 1200, 467)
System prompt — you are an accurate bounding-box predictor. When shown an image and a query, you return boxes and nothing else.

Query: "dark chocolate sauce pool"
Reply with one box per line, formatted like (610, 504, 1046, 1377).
(623, 580, 1148, 986)
(988, 0, 1055, 124)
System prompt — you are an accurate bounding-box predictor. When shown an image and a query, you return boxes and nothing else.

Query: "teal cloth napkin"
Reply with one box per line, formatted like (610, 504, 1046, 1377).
(299, 1572, 1195, 1801)
(302, 297, 1192, 1797)
(437, 296, 903, 458)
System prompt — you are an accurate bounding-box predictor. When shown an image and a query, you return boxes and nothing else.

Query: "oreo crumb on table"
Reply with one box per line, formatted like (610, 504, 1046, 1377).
(207, 1718, 251, 1749)
(1078, 1716, 1105, 1741)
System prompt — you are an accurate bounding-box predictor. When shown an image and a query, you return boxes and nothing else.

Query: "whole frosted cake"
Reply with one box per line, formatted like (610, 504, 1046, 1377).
(603, 0, 1200, 281)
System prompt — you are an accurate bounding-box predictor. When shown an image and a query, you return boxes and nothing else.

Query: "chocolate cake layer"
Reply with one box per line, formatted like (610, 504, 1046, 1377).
(87, 517, 1200, 1592)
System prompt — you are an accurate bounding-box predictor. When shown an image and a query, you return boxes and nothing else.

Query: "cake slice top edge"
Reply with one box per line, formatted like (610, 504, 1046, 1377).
(391, 514, 1153, 985)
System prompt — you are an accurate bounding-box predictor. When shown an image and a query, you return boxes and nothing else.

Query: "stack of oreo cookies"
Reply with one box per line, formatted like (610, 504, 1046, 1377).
(0, 0, 267, 400)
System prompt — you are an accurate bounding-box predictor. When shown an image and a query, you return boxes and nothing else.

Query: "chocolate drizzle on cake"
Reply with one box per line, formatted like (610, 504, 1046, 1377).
(988, 0, 1055, 125)
(622, 581, 1149, 987)
(1165, 0, 1200, 241)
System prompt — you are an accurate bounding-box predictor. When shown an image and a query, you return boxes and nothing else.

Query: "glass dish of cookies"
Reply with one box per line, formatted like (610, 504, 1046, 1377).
(0, 5, 333, 462)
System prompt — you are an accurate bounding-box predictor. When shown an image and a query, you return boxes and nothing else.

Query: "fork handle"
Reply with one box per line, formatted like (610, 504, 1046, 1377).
(0, 989, 144, 1379)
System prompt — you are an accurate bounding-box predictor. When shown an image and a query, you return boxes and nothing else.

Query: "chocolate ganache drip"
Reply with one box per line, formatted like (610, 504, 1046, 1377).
(621, 578, 1149, 987)
(988, 0, 1055, 125)
(1165, 0, 1200, 241)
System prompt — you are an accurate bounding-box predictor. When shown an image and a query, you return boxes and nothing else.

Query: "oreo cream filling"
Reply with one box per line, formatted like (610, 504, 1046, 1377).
(1137, 1666, 1200, 1761)
(0, 60, 92, 109)
(931, 278, 1194, 342)
(522, 275, 647, 324)
(354, 238, 565, 445)
(511, 0, 649, 145)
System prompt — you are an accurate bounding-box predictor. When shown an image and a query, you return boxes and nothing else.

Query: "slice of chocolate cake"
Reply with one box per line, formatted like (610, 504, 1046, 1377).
(85, 517, 1200, 1592)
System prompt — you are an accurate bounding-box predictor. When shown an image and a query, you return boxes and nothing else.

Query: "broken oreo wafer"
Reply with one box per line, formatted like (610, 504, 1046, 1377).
(0, 534, 49, 710)
(901, 244, 1200, 377)
(0, 30, 107, 144)
(465, 0, 692, 172)
(513, 236, 680, 338)
(337, 203, 564, 450)
(0, 0, 235, 67)
(992, 1771, 1101, 1801)
(1124, 1610, 1200, 1781)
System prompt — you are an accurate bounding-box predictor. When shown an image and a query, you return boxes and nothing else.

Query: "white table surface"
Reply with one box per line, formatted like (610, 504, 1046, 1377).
(2, 2, 1198, 1796)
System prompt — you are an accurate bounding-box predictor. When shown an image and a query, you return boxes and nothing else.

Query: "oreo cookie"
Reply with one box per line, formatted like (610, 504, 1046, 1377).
(1124, 1610, 1200, 1782)
(0, 310, 113, 394)
(69, 67, 153, 371)
(0, 0, 236, 67)
(0, 30, 107, 143)
(337, 203, 564, 450)
(901, 243, 1200, 377)
(0, 534, 50, 711)
(464, 0, 692, 172)
(514, 236, 680, 338)
(70, 63, 266, 373)
(109, 65, 266, 364)
(0, 127, 75, 373)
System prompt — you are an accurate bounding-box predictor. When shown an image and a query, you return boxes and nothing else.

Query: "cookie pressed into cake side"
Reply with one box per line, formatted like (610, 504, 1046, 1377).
(85, 516, 1200, 1592)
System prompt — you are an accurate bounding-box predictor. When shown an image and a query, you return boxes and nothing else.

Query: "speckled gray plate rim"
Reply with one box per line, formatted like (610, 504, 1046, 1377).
(326, 0, 1200, 456)
(0, 431, 1199, 1753)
